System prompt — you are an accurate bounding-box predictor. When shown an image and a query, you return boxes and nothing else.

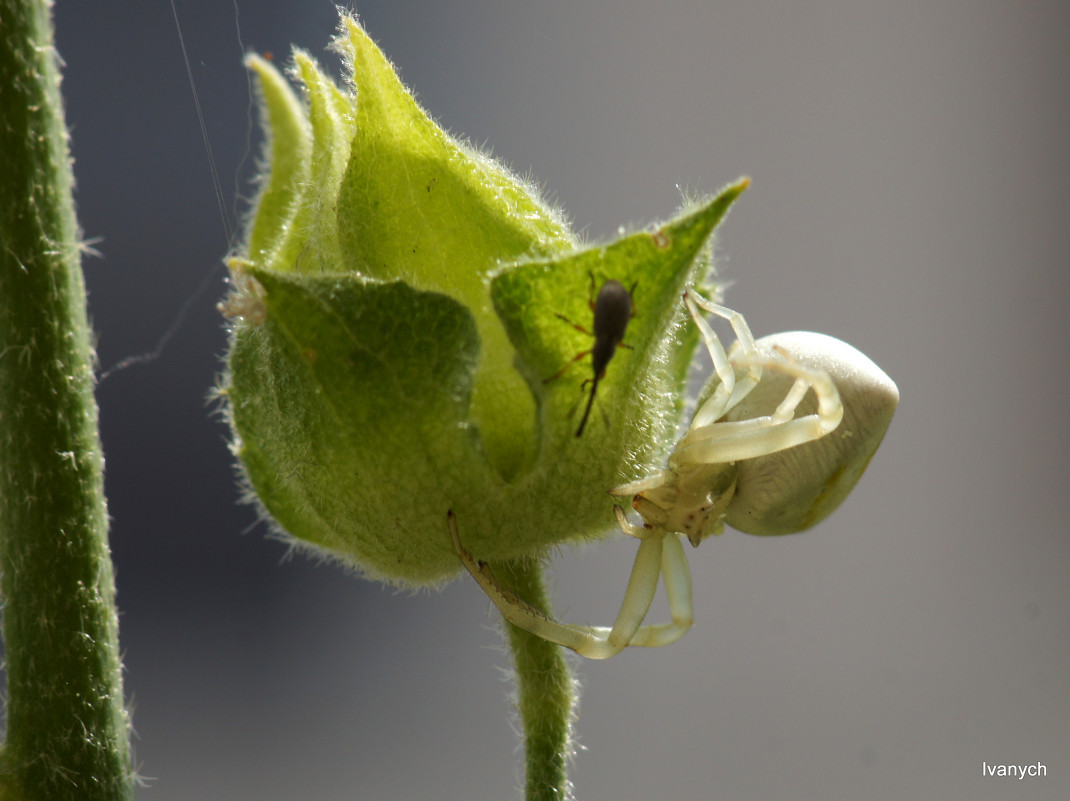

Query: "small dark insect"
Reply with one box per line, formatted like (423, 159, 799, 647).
(545, 276, 635, 437)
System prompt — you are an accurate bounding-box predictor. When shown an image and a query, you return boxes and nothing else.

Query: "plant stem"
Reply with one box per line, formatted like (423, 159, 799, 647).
(0, 0, 132, 798)
(494, 559, 576, 801)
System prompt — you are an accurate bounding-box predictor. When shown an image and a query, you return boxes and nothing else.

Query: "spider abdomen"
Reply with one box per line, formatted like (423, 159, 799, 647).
(724, 331, 899, 536)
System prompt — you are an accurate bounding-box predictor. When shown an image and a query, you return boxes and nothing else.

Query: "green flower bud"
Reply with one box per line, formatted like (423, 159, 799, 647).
(221, 11, 747, 587)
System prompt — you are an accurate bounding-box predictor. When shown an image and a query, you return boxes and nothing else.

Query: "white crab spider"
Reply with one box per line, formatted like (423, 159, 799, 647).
(450, 290, 899, 659)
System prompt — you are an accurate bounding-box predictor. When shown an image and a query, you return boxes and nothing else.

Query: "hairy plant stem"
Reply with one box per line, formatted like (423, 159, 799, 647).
(493, 559, 576, 801)
(0, 0, 132, 798)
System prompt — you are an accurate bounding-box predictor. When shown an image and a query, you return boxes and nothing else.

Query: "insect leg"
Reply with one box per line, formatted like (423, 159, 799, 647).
(626, 533, 693, 648)
(553, 312, 593, 338)
(542, 347, 591, 384)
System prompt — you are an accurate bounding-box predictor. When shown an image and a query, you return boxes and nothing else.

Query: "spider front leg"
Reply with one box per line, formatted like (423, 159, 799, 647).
(684, 290, 764, 427)
(448, 510, 693, 659)
(674, 347, 844, 467)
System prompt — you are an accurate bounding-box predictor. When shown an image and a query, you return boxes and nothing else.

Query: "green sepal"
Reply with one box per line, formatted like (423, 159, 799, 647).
(282, 52, 356, 274)
(491, 180, 751, 509)
(332, 14, 574, 288)
(243, 53, 311, 269)
(227, 267, 499, 585)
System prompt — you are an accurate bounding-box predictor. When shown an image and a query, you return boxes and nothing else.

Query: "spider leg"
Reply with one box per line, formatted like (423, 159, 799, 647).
(449, 511, 684, 660)
(675, 349, 843, 465)
(592, 533, 693, 649)
(610, 469, 672, 499)
(685, 290, 764, 426)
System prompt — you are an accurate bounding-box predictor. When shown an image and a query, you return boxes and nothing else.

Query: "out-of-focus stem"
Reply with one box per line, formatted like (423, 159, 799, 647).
(0, 0, 132, 798)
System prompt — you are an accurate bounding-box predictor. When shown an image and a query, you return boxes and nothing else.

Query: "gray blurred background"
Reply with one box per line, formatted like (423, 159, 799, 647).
(45, 0, 1069, 798)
